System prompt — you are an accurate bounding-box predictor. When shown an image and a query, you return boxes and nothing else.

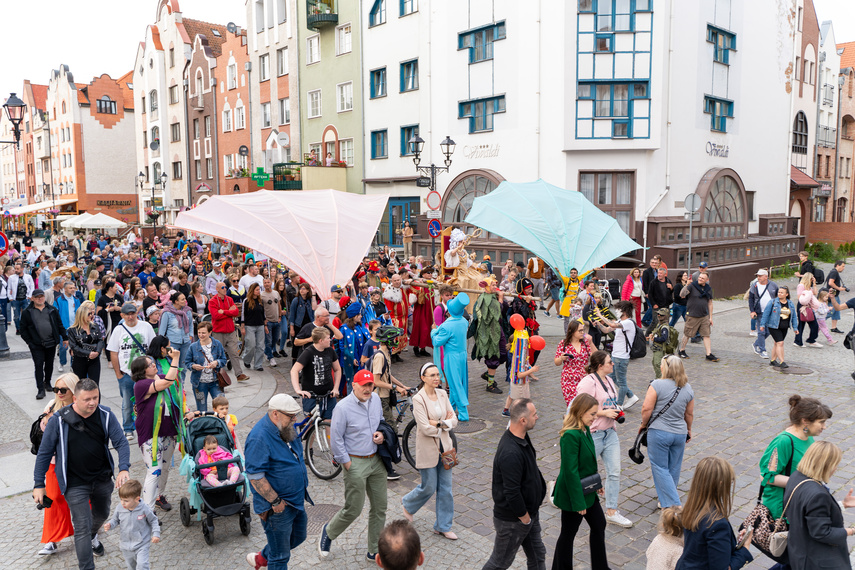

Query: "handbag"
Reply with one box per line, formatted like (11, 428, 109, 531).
(799, 305, 815, 322)
(628, 386, 682, 464)
(580, 473, 603, 494)
(30, 412, 49, 455)
(440, 448, 458, 470)
(200, 343, 231, 390)
(769, 478, 816, 557)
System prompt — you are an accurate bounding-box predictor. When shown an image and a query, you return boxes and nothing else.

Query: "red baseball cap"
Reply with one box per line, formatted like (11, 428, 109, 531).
(353, 370, 375, 386)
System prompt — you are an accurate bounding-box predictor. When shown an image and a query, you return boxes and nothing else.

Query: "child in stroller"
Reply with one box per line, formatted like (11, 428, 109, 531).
(197, 435, 240, 487)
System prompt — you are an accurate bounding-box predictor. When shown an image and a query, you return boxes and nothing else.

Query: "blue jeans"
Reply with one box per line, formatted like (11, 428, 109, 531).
(750, 316, 756, 332)
(647, 428, 686, 508)
(641, 304, 652, 326)
(753, 325, 769, 352)
(171, 341, 190, 380)
(118, 373, 135, 432)
(264, 320, 281, 359)
(402, 459, 454, 532)
(669, 304, 687, 326)
(58, 341, 68, 366)
(591, 428, 621, 511)
(260, 506, 308, 570)
(611, 357, 634, 405)
(278, 321, 288, 352)
(193, 380, 222, 412)
(11, 298, 27, 330)
(65, 477, 114, 570)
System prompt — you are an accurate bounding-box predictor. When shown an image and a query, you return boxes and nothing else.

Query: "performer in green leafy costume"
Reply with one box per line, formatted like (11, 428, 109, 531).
(471, 276, 507, 395)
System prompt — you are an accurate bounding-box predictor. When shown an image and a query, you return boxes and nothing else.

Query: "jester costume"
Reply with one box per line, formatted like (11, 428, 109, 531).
(471, 288, 507, 392)
(431, 293, 471, 420)
(508, 326, 531, 396)
(339, 304, 370, 395)
(508, 278, 541, 367)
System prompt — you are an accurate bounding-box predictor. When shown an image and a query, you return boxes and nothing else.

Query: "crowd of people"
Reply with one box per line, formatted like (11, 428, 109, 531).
(8, 227, 855, 570)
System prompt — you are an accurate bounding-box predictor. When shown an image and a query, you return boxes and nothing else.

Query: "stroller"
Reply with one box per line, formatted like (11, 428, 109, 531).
(178, 413, 252, 545)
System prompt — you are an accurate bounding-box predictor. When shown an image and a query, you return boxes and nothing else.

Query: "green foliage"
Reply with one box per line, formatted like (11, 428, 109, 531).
(805, 242, 838, 263)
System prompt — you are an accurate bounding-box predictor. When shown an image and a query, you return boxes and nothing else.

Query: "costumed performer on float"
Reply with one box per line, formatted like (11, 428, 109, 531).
(382, 272, 410, 363)
(431, 293, 471, 421)
(471, 275, 507, 395)
(409, 267, 435, 358)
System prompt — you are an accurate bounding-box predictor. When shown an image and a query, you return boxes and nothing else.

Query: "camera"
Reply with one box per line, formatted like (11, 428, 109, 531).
(563, 352, 575, 361)
(36, 496, 53, 510)
(614, 407, 626, 424)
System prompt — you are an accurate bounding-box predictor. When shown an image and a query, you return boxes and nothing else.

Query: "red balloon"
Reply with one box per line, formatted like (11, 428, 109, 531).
(509, 314, 525, 330)
(529, 335, 546, 351)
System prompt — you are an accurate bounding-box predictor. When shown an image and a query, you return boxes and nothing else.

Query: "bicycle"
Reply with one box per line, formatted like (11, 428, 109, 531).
(294, 392, 341, 480)
(597, 279, 613, 308)
(397, 388, 459, 470)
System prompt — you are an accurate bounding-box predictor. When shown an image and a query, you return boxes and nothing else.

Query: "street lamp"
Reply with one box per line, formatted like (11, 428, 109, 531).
(1, 93, 26, 149)
(409, 134, 456, 261)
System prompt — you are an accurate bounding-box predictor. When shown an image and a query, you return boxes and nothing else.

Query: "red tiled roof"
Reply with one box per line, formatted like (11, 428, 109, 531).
(791, 165, 820, 187)
(31, 84, 48, 111)
(116, 70, 135, 110)
(183, 18, 229, 57)
(77, 88, 89, 105)
(840, 41, 855, 71)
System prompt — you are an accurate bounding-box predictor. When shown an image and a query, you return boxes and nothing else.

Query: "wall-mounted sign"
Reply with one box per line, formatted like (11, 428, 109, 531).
(816, 184, 832, 197)
(195, 183, 213, 193)
(462, 144, 501, 159)
(416, 177, 432, 188)
(96, 200, 132, 207)
(705, 141, 729, 157)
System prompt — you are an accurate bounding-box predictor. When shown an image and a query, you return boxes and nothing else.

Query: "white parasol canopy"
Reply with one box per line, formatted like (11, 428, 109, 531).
(61, 213, 93, 228)
(73, 212, 128, 229)
(173, 190, 389, 300)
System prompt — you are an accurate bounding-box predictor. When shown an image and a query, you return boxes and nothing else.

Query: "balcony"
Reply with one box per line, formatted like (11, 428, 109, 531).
(818, 125, 837, 148)
(822, 83, 834, 106)
(273, 163, 302, 190)
(306, 0, 338, 31)
(273, 161, 348, 192)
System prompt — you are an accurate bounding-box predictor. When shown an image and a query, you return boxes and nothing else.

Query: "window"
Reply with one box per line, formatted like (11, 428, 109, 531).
(206, 158, 213, 179)
(596, 0, 633, 32)
(96, 96, 116, 114)
(195, 160, 202, 179)
(151, 126, 160, 144)
(277, 48, 288, 76)
(278, 98, 290, 124)
(707, 25, 736, 64)
(369, 0, 386, 26)
(596, 34, 612, 52)
(308, 90, 322, 118)
(337, 82, 353, 112)
(193, 118, 200, 139)
(307, 36, 320, 64)
(227, 64, 237, 89)
(169, 85, 179, 104)
(442, 173, 501, 229)
(703, 96, 734, 132)
(141, 95, 145, 114)
(401, 124, 419, 155)
(172, 161, 182, 180)
(400, 0, 416, 16)
(224, 154, 234, 173)
(371, 130, 388, 159)
(170, 122, 181, 142)
(792, 111, 808, 154)
(143, 130, 148, 149)
(212, 29, 221, 37)
(370, 68, 386, 98)
(259, 54, 270, 81)
(400, 59, 418, 92)
(459, 96, 506, 133)
(703, 175, 745, 224)
(595, 84, 629, 117)
(339, 139, 354, 166)
(149, 90, 158, 112)
(261, 102, 271, 128)
(236, 105, 246, 129)
(169, 47, 175, 68)
(336, 24, 352, 55)
(223, 109, 232, 132)
(205, 116, 211, 137)
(579, 171, 634, 235)
(459, 22, 506, 63)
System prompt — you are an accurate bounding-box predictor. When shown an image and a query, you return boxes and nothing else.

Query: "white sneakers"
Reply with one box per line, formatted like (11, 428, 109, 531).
(57, 364, 65, 372)
(269, 358, 278, 367)
(623, 394, 640, 410)
(38, 542, 57, 556)
(606, 511, 633, 528)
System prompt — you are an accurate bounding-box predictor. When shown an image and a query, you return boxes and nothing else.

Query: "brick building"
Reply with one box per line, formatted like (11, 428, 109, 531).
(213, 26, 252, 198)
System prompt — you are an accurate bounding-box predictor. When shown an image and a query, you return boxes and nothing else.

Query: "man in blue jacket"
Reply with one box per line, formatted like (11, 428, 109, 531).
(33, 378, 131, 569)
(54, 280, 81, 373)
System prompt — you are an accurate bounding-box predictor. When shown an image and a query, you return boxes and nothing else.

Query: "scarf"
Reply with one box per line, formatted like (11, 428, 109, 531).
(691, 281, 713, 300)
(163, 302, 192, 334)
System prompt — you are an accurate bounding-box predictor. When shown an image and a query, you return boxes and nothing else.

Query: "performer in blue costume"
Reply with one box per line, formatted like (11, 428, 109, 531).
(431, 293, 471, 421)
(338, 303, 369, 395)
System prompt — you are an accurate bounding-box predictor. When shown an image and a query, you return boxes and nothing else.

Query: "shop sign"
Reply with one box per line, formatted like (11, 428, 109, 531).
(96, 200, 132, 207)
(705, 141, 729, 158)
(816, 184, 832, 197)
(463, 144, 501, 159)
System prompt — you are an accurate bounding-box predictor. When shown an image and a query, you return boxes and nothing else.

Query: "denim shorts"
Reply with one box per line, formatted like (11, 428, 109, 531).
(302, 396, 336, 420)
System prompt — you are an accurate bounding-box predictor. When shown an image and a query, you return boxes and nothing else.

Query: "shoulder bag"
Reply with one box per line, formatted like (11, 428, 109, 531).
(799, 305, 815, 322)
(627, 385, 682, 464)
(419, 394, 458, 469)
(200, 342, 231, 390)
(769, 478, 817, 557)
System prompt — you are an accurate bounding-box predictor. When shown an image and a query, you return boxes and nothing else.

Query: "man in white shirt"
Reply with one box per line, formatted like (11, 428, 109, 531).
(238, 263, 264, 293)
(323, 285, 343, 316)
(107, 303, 156, 439)
(749, 269, 777, 359)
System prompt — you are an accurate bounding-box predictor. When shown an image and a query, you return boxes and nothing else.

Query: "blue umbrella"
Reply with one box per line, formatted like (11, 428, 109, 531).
(464, 179, 642, 276)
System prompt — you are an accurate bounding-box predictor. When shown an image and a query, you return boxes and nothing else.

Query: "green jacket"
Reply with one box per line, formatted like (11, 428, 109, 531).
(553, 427, 599, 512)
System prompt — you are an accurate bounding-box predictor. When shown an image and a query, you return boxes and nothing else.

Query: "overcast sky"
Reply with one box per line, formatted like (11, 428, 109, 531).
(1, 1, 853, 108)
(0, 0, 245, 100)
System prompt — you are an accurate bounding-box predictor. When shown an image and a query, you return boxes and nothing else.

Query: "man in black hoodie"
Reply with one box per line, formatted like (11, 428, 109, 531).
(20, 289, 66, 399)
(640, 255, 662, 326)
(482, 398, 547, 570)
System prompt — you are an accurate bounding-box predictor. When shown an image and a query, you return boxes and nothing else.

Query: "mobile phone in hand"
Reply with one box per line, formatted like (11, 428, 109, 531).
(737, 526, 752, 549)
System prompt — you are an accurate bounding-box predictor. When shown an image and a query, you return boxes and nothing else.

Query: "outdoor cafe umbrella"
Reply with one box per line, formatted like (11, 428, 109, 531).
(464, 179, 642, 276)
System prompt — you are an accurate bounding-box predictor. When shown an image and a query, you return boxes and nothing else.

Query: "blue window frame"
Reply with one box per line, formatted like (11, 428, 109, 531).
(458, 22, 506, 63)
(370, 68, 386, 98)
(371, 130, 388, 159)
(400, 60, 418, 92)
(458, 95, 506, 133)
(369, 0, 386, 27)
(704, 96, 734, 132)
(401, 124, 419, 155)
(707, 25, 736, 64)
(400, 0, 416, 17)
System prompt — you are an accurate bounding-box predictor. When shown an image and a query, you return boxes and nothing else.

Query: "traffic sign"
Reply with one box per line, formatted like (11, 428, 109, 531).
(427, 219, 442, 238)
(426, 210, 441, 219)
(416, 177, 432, 188)
(684, 193, 701, 213)
(0, 231, 8, 256)
(425, 190, 441, 210)
(251, 167, 270, 187)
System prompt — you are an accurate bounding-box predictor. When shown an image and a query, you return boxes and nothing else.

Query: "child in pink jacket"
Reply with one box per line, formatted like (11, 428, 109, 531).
(196, 435, 240, 487)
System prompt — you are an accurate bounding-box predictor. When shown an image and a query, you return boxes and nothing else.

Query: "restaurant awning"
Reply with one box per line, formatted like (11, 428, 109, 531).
(7, 198, 77, 216)
(790, 165, 821, 188)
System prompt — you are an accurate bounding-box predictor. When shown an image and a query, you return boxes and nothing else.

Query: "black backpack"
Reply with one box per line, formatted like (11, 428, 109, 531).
(813, 266, 825, 284)
(622, 322, 647, 360)
(29, 413, 49, 455)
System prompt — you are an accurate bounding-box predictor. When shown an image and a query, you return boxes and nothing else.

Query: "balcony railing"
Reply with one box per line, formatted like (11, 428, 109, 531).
(818, 125, 837, 148)
(822, 83, 834, 106)
(273, 162, 302, 190)
(307, 0, 338, 31)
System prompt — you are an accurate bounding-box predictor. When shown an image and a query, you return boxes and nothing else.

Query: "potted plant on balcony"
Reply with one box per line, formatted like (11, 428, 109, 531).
(283, 169, 294, 181)
(337, 160, 348, 168)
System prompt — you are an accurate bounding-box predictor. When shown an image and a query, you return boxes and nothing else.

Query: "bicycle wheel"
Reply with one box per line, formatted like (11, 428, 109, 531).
(304, 421, 342, 480)
(402, 419, 418, 469)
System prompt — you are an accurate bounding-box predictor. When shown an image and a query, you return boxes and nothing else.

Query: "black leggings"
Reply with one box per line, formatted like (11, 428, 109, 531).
(72, 354, 102, 386)
(552, 501, 608, 570)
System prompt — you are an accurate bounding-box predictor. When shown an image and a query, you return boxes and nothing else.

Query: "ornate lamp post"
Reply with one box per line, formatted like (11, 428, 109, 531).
(409, 134, 455, 260)
(1, 93, 26, 149)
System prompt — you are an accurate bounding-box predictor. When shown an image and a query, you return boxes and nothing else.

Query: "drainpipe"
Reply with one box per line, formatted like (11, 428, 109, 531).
(813, 52, 824, 181)
(246, 62, 254, 172)
(211, 76, 220, 195)
(183, 76, 192, 210)
(642, 0, 676, 263)
(358, 0, 367, 194)
(536, 0, 541, 180)
(832, 74, 843, 220)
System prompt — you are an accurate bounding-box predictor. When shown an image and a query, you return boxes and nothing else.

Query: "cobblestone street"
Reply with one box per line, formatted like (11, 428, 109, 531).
(4, 277, 855, 568)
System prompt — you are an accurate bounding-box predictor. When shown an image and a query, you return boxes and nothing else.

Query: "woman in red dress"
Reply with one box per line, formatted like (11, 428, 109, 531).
(553, 319, 595, 406)
(36, 373, 78, 556)
(409, 267, 436, 357)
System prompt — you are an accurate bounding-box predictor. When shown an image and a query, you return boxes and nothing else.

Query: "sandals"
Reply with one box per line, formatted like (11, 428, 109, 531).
(433, 530, 458, 540)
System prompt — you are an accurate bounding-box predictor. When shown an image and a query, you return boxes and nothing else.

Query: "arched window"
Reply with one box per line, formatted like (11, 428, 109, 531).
(151, 126, 160, 144)
(703, 175, 744, 224)
(694, 168, 748, 242)
(61, 101, 66, 114)
(149, 90, 158, 112)
(792, 111, 808, 154)
(441, 170, 504, 237)
(152, 162, 162, 182)
(96, 96, 116, 114)
(836, 198, 848, 223)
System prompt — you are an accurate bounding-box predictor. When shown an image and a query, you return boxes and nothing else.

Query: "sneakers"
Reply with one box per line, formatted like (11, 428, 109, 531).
(486, 384, 503, 394)
(367, 552, 377, 561)
(38, 542, 58, 556)
(831, 328, 845, 334)
(605, 511, 633, 528)
(753, 346, 766, 358)
(246, 552, 268, 569)
(623, 394, 640, 410)
(678, 350, 689, 359)
(793, 341, 802, 347)
(57, 364, 65, 372)
(544, 311, 551, 317)
(91, 535, 105, 557)
(318, 524, 332, 557)
(268, 358, 278, 367)
(480, 371, 489, 381)
(237, 374, 250, 382)
(770, 360, 780, 367)
(155, 495, 172, 511)
(705, 354, 719, 362)
(125, 431, 134, 441)
(387, 470, 401, 481)
(806, 342, 823, 348)
(827, 339, 838, 345)
(501, 408, 510, 418)
(779, 362, 790, 369)
(749, 330, 757, 337)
